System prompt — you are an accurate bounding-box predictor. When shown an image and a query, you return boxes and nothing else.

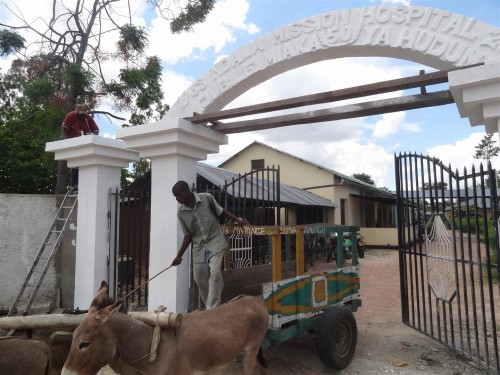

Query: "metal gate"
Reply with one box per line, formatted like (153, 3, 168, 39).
(196, 166, 281, 268)
(109, 188, 151, 309)
(395, 153, 499, 374)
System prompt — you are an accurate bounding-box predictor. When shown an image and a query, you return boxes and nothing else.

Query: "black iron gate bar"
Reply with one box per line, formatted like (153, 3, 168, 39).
(222, 166, 281, 226)
(395, 152, 499, 374)
(455, 164, 499, 370)
(197, 166, 281, 267)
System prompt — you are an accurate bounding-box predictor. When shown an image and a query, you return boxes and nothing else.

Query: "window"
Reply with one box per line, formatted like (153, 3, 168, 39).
(251, 159, 265, 170)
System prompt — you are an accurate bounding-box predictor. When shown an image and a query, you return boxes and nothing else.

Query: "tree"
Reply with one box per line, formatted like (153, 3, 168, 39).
(0, 0, 215, 193)
(0, 29, 25, 55)
(422, 182, 448, 190)
(473, 133, 500, 189)
(352, 173, 375, 186)
(378, 186, 392, 193)
(474, 133, 500, 162)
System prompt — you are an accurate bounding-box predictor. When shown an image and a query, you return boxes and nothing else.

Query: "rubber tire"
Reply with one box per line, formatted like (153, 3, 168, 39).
(358, 248, 365, 258)
(315, 306, 357, 369)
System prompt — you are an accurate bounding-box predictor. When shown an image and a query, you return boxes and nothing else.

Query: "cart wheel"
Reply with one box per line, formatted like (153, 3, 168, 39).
(315, 306, 357, 369)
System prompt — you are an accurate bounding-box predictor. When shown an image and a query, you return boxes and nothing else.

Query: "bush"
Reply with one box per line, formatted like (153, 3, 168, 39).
(454, 216, 498, 283)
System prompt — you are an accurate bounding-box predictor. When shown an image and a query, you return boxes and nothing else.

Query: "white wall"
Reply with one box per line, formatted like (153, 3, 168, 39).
(0, 194, 75, 312)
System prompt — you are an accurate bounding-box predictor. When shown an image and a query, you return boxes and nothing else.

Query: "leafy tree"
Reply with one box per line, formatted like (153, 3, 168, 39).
(352, 173, 375, 186)
(0, 0, 215, 193)
(474, 133, 500, 162)
(473, 133, 500, 188)
(0, 29, 25, 55)
(378, 186, 392, 193)
(121, 158, 151, 189)
(422, 182, 448, 190)
(0, 124, 58, 193)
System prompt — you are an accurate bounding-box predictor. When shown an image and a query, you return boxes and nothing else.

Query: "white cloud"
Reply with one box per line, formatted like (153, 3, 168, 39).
(148, 0, 257, 64)
(427, 132, 500, 171)
(0, 55, 14, 73)
(321, 140, 394, 188)
(382, 0, 411, 6)
(370, 0, 411, 5)
(161, 70, 195, 107)
(371, 112, 421, 138)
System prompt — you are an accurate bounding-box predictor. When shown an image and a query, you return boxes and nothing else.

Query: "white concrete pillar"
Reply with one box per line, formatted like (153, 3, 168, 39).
(449, 62, 500, 136)
(45, 136, 139, 309)
(116, 118, 227, 313)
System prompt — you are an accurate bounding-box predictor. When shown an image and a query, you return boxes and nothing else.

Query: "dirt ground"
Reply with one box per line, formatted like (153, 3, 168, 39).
(100, 249, 493, 375)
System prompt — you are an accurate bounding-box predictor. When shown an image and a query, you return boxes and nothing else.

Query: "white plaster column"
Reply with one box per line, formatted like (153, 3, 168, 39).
(449, 62, 500, 137)
(46, 136, 139, 309)
(116, 118, 227, 313)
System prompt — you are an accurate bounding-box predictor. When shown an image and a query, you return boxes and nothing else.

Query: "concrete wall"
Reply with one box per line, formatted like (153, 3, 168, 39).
(0, 194, 76, 313)
(360, 227, 398, 248)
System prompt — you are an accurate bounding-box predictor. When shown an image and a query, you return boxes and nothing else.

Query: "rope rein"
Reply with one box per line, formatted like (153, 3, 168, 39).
(117, 265, 174, 304)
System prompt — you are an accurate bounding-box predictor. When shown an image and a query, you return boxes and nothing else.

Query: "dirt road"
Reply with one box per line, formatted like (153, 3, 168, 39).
(99, 249, 492, 374)
(219, 249, 491, 375)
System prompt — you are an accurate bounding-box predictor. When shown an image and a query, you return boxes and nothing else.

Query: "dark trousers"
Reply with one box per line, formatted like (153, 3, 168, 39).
(71, 168, 79, 188)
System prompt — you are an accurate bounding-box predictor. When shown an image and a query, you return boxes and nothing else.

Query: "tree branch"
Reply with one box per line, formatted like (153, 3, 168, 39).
(89, 110, 126, 121)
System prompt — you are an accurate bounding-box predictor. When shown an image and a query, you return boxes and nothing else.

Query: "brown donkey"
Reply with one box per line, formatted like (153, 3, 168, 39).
(62, 281, 269, 375)
(0, 337, 52, 375)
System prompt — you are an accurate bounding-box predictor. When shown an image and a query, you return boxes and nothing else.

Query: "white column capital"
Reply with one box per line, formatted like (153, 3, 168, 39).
(449, 62, 500, 133)
(116, 117, 227, 159)
(45, 135, 140, 167)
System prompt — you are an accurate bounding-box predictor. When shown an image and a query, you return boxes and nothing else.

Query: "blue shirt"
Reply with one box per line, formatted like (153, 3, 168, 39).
(177, 193, 228, 263)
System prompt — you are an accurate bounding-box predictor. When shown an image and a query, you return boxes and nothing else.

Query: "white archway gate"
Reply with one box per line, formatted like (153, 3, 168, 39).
(167, 5, 500, 119)
(46, 5, 497, 346)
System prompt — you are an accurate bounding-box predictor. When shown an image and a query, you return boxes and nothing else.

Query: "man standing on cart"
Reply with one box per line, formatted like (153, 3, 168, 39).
(170, 180, 247, 309)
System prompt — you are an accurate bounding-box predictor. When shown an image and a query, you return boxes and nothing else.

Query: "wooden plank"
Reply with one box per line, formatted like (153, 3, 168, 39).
(0, 314, 84, 330)
(296, 227, 305, 276)
(128, 311, 182, 328)
(221, 262, 296, 302)
(221, 224, 280, 236)
(210, 91, 454, 134)
(0, 311, 183, 331)
(272, 234, 282, 282)
(185, 63, 482, 124)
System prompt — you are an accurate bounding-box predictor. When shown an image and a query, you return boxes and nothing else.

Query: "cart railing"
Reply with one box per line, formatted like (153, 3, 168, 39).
(222, 223, 360, 279)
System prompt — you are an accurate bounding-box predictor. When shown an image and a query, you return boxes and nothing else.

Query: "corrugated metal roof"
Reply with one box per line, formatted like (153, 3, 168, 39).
(197, 163, 336, 208)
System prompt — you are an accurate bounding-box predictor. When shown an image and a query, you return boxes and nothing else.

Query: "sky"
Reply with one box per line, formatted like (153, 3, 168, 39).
(1, 0, 499, 191)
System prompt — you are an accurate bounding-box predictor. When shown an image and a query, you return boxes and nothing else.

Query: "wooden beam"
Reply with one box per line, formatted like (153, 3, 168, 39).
(192, 112, 223, 126)
(0, 314, 84, 330)
(419, 69, 427, 95)
(0, 311, 181, 330)
(185, 63, 482, 125)
(210, 91, 454, 134)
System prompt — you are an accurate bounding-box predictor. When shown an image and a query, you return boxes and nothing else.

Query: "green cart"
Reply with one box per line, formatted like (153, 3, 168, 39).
(221, 224, 362, 369)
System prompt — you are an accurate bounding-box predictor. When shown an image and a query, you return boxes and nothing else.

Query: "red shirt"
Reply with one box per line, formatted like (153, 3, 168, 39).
(62, 111, 99, 138)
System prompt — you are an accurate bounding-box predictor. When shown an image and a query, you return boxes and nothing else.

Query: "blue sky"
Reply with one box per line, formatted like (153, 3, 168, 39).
(1, 0, 499, 190)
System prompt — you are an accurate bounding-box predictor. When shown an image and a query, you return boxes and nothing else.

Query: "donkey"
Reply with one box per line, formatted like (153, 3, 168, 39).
(62, 281, 269, 375)
(0, 337, 52, 375)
